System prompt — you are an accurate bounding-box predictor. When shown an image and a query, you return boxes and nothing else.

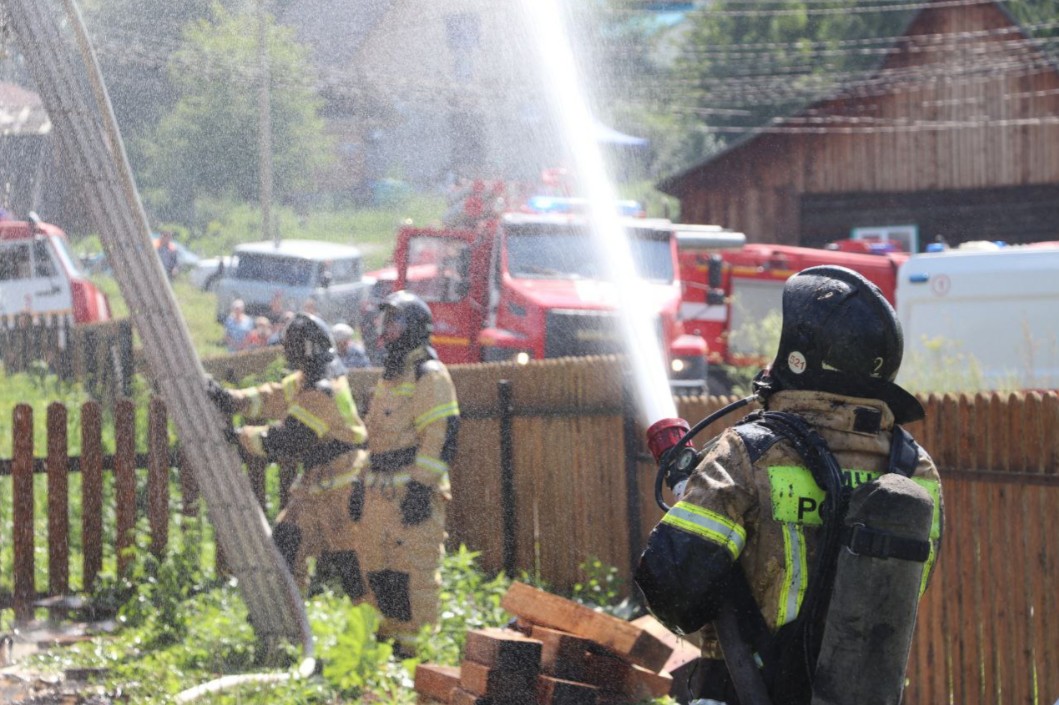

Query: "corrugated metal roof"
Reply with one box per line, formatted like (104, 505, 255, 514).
(0, 81, 51, 136)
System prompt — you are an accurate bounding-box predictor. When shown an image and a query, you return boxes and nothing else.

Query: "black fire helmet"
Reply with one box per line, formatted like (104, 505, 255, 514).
(754, 265, 924, 423)
(282, 312, 336, 379)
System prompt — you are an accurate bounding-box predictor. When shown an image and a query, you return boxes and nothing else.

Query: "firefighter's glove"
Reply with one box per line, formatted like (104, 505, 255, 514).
(206, 377, 237, 415)
(400, 481, 434, 526)
(348, 479, 365, 522)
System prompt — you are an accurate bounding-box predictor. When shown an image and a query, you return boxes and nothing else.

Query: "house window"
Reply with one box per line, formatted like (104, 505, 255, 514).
(445, 13, 480, 83)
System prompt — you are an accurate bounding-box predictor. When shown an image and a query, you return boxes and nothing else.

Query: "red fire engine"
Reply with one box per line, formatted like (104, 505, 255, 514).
(367, 180, 711, 392)
(676, 229, 908, 388)
(0, 214, 112, 324)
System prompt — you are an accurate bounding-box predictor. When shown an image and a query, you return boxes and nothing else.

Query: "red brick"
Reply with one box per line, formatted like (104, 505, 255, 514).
(459, 660, 537, 703)
(464, 627, 542, 676)
(451, 687, 491, 705)
(414, 663, 461, 703)
(501, 582, 672, 671)
(537, 674, 599, 705)
(530, 625, 592, 682)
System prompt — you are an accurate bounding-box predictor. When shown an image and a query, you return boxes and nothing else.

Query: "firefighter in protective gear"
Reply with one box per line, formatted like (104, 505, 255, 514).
(206, 312, 369, 598)
(353, 290, 459, 655)
(635, 266, 944, 705)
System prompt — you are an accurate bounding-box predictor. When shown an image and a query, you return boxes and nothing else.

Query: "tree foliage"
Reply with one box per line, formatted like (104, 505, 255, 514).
(142, 4, 332, 221)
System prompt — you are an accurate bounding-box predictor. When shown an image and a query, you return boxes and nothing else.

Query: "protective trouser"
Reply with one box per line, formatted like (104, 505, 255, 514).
(272, 455, 368, 593)
(352, 473, 447, 651)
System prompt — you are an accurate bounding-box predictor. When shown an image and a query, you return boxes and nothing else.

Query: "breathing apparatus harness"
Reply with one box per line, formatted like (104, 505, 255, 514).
(649, 382, 926, 704)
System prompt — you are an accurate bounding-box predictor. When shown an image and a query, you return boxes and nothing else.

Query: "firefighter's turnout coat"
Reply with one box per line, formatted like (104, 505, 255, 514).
(636, 390, 944, 699)
(358, 345, 460, 648)
(230, 370, 368, 586)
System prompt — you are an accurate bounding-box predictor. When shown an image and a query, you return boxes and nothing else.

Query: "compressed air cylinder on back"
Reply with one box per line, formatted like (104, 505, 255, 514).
(811, 473, 935, 705)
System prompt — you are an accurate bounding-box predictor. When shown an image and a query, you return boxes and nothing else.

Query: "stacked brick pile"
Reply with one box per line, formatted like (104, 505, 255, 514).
(414, 582, 705, 705)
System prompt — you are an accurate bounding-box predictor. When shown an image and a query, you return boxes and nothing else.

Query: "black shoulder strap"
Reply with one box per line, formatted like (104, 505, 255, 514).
(888, 425, 920, 478)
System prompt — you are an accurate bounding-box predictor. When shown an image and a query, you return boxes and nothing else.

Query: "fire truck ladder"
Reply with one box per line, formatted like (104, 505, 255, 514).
(2, 0, 312, 661)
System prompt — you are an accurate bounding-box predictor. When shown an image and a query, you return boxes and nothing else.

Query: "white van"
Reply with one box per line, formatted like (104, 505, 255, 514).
(895, 243, 1059, 391)
(214, 240, 372, 325)
(0, 216, 112, 324)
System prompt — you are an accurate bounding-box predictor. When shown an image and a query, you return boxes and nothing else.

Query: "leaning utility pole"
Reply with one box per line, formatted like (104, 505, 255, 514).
(1, 0, 312, 660)
(257, 0, 276, 247)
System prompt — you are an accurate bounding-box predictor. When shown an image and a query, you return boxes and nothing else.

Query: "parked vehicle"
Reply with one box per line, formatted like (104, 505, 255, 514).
(0, 213, 111, 324)
(895, 241, 1059, 391)
(675, 232, 908, 390)
(370, 181, 711, 392)
(213, 239, 372, 325)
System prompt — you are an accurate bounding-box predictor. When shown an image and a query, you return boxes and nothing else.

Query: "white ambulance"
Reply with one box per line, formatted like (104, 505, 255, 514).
(895, 241, 1059, 391)
(0, 214, 112, 324)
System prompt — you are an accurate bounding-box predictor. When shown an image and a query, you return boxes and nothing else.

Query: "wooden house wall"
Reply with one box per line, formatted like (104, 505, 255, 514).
(675, 4, 1059, 245)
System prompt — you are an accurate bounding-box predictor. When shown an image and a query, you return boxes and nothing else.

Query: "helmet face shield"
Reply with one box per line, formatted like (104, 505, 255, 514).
(378, 306, 407, 347)
(281, 312, 335, 376)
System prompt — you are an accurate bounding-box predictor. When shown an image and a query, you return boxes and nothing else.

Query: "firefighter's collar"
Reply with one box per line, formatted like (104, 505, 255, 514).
(766, 390, 895, 436)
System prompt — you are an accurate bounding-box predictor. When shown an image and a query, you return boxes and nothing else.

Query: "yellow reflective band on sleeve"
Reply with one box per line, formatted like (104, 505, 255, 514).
(661, 501, 746, 560)
(283, 374, 300, 403)
(392, 383, 416, 397)
(415, 453, 449, 477)
(308, 470, 362, 494)
(920, 542, 937, 597)
(244, 388, 262, 418)
(334, 382, 366, 442)
(289, 405, 329, 438)
(247, 431, 266, 456)
(415, 401, 459, 431)
(777, 523, 808, 627)
(768, 466, 942, 538)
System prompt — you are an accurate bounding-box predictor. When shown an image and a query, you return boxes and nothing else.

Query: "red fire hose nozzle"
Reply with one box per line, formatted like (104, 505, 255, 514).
(646, 417, 692, 464)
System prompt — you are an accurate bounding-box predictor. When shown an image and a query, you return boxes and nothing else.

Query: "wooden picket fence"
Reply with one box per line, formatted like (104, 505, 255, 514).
(0, 315, 134, 401)
(1, 355, 1056, 704)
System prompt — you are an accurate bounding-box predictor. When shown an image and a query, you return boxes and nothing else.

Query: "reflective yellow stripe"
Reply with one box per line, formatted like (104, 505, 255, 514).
(307, 470, 361, 494)
(661, 501, 746, 559)
(289, 405, 328, 438)
(364, 471, 414, 487)
(767, 466, 942, 539)
(282, 374, 300, 403)
(246, 431, 266, 456)
(415, 401, 459, 431)
(391, 383, 416, 397)
(777, 523, 807, 627)
(244, 388, 262, 418)
(415, 453, 449, 477)
(920, 543, 937, 597)
(333, 381, 366, 442)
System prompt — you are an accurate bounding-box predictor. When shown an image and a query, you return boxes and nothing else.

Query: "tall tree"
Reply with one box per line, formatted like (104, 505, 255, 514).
(142, 4, 332, 221)
(82, 0, 223, 172)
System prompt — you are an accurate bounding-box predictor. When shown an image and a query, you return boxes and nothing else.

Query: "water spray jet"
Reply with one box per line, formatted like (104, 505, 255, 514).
(517, 0, 676, 426)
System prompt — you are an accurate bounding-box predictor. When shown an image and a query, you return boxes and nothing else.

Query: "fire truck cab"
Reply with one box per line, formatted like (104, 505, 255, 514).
(677, 235, 908, 381)
(0, 215, 111, 324)
(388, 195, 710, 392)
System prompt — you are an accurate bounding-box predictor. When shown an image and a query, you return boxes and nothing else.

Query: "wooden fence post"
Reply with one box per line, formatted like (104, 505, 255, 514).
(47, 402, 70, 597)
(147, 397, 169, 558)
(12, 404, 35, 622)
(178, 448, 200, 517)
(115, 399, 136, 577)
(498, 380, 516, 577)
(81, 401, 104, 590)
